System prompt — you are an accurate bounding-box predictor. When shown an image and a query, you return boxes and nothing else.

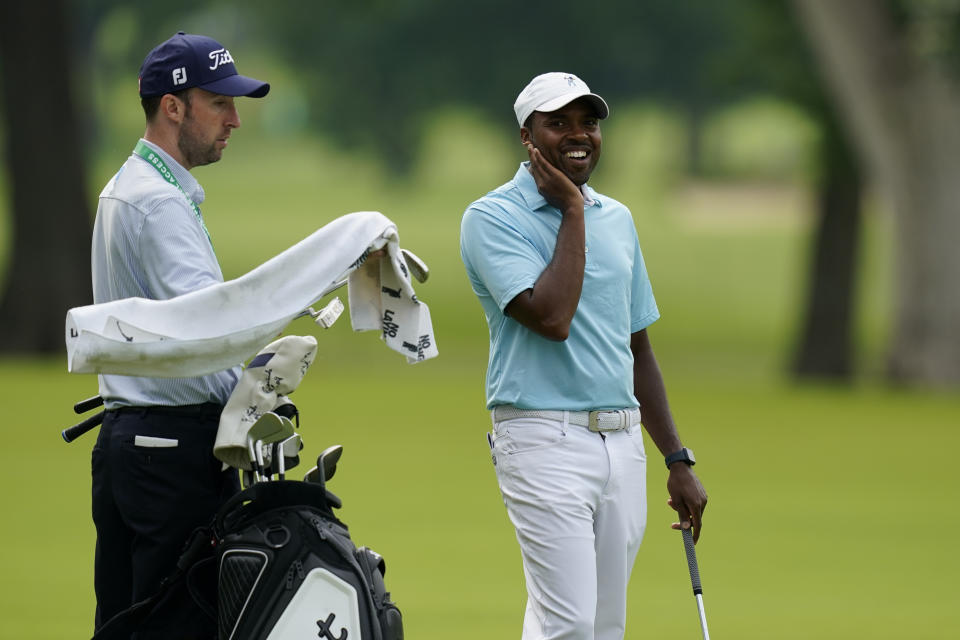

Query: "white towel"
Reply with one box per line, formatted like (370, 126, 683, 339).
(65, 211, 438, 377)
(348, 235, 438, 362)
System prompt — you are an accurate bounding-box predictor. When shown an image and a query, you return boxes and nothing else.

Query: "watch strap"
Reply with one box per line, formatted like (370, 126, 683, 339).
(665, 447, 695, 469)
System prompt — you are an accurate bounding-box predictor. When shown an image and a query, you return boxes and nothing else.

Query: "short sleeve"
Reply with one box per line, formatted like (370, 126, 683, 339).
(460, 205, 546, 312)
(629, 232, 660, 332)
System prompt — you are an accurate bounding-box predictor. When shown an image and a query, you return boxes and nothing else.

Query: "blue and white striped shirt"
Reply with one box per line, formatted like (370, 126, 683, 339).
(91, 139, 239, 409)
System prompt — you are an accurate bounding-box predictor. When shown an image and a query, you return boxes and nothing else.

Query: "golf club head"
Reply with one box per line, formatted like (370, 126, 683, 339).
(280, 433, 302, 458)
(302, 444, 342, 486)
(276, 415, 296, 436)
(319, 444, 343, 482)
(247, 412, 287, 445)
(302, 463, 343, 509)
(302, 465, 328, 495)
(303, 465, 320, 484)
(401, 248, 429, 283)
(252, 414, 297, 480)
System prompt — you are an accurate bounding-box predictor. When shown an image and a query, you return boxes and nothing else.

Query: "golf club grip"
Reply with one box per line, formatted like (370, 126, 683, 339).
(682, 528, 703, 595)
(74, 395, 104, 414)
(62, 411, 105, 443)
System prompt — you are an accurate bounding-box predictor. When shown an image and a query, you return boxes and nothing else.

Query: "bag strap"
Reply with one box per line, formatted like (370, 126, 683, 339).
(90, 527, 215, 640)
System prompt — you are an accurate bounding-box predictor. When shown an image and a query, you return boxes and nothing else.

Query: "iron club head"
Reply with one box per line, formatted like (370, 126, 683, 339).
(401, 248, 429, 283)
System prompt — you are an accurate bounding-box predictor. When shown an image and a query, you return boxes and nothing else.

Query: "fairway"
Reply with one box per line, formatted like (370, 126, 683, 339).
(1, 360, 958, 638)
(1, 123, 958, 639)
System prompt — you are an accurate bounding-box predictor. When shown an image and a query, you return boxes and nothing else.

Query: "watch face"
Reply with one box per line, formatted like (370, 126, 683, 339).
(683, 448, 695, 464)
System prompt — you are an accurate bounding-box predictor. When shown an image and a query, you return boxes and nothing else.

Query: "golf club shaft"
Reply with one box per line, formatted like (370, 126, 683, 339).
(74, 395, 104, 414)
(682, 528, 710, 640)
(62, 411, 105, 443)
(695, 594, 709, 640)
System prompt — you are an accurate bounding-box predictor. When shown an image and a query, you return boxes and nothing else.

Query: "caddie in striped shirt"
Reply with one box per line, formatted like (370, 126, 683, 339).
(89, 31, 268, 637)
(460, 72, 708, 639)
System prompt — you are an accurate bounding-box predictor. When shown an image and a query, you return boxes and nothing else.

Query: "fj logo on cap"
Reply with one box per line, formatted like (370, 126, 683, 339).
(208, 47, 235, 70)
(172, 67, 187, 86)
(565, 75, 577, 86)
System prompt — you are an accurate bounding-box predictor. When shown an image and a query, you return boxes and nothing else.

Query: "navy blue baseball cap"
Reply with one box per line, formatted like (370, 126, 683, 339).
(138, 31, 269, 99)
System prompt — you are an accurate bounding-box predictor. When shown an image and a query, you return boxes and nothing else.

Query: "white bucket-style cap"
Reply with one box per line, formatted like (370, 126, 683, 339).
(513, 72, 609, 127)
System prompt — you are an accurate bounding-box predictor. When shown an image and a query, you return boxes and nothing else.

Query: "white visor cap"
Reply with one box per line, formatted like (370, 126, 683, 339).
(514, 72, 609, 127)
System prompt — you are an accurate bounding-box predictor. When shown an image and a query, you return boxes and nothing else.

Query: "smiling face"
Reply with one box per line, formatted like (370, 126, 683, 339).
(520, 97, 602, 186)
(176, 88, 241, 169)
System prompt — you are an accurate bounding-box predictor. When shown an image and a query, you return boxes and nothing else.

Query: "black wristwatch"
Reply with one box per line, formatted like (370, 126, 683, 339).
(664, 447, 695, 469)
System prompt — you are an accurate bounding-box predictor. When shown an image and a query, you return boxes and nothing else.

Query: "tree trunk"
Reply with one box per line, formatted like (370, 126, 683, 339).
(791, 117, 862, 379)
(790, 0, 960, 385)
(0, 0, 93, 353)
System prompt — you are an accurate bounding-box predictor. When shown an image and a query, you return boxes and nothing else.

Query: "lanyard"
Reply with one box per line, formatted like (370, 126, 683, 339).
(133, 140, 213, 249)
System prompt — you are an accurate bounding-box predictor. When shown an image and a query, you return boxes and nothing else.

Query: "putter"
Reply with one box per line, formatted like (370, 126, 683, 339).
(681, 528, 710, 640)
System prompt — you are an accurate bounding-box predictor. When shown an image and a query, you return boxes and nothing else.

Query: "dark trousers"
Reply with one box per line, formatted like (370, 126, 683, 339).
(92, 404, 240, 639)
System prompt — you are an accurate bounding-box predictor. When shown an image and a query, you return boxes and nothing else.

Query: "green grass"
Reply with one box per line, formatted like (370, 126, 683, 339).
(1, 111, 958, 638)
(1, 361, 958, 638)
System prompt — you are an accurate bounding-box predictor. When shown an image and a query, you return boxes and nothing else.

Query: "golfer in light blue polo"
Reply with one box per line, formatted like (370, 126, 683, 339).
(460, 72, 709, 639)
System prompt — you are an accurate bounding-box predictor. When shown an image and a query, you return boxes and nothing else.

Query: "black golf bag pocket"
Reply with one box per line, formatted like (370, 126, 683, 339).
(356, 547, 404, 640)
(214, 480, 403, 640)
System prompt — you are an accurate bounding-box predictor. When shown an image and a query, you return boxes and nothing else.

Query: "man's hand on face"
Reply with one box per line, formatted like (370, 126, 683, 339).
(526, 142, 585, 215)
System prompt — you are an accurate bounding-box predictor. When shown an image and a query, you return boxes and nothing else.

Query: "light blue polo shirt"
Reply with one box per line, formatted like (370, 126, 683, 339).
(460, 163, 660, 411)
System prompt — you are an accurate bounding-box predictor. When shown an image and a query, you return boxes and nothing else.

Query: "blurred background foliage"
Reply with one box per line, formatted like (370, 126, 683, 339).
(0, 0, 947, 386)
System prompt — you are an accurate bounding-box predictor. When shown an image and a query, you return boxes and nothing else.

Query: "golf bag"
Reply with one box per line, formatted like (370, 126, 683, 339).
(91, 479, 402, 640)
(216, 480, 403, 640)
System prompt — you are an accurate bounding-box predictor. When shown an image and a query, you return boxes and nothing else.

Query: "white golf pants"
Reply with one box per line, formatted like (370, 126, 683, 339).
(490, 411, 647, 640)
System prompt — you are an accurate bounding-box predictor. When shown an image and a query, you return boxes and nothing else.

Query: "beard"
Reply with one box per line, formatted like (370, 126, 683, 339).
(177, 111, 222, 168)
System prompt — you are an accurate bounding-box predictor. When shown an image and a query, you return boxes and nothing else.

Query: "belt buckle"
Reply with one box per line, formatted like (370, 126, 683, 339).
(588, 410, 624, 433)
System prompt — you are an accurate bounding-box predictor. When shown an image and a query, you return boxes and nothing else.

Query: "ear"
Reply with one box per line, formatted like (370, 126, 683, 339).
(159, 93, 187, 124)
(520, 127, 531, 146)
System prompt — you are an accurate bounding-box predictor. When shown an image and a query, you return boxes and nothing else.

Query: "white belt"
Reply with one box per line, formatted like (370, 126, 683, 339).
(492, 406, 641, 433)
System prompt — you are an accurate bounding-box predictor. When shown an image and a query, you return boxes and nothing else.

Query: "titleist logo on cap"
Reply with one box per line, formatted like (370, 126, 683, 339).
(138, 31, 269, 99)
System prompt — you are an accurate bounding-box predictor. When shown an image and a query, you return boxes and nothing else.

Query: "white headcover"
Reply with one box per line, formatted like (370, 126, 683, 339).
(214, 334, 316, 470)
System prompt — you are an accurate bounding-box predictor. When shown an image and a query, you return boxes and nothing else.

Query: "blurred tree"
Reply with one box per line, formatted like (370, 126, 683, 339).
(792, 0, 960, 385)
(728, 0, 865, 380)
(239, 0, 742, 175)
(0, 0, 93, 352)
(6, 0, 955, 387)
(791, 117, 863, 380)
(249, 0, 870, 381)
(0, 0, 222, 353)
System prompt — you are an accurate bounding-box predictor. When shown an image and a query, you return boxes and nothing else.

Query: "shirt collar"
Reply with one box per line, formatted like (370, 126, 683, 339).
(136, 138, 206, 205)
(514, 162, 600, 211)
